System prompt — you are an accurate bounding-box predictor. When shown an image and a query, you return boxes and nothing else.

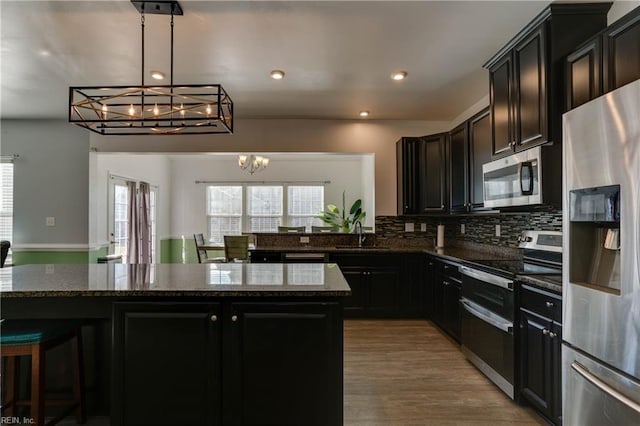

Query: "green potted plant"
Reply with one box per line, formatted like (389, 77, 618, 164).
(317, 191, 366, 233)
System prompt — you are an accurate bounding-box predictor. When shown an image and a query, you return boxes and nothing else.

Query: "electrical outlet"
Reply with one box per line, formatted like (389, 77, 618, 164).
(300, 236, 310, 243)
(46, 217, 55, 227)
(460, 224, 465, 234)
(495, 224, 501, 237)
(405, 222, 415, 232)
(420, 223, 427, 232)
(45, 264, 55, 274)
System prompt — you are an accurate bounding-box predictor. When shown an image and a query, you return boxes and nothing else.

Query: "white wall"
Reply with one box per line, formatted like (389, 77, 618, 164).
(90, 153, 171, 248)
(91, 119, 450, 216)
(1, 119, 90, 247)
(609, 1, 639, 24)
(168, 153, 372, 237)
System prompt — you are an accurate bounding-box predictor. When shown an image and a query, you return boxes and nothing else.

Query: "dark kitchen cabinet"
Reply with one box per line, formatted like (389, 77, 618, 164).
(567, 7, 640, 110)
(518, 284, 562, 426)
(468, 108, 492, 210)
(449, 123, 468, 213)
(428, 257, 462, 342)
(485, 3, 610, 158)
(113, 302, 222, 426)
(331, 253, 424, 317)
(448, 107, 492, 213)
(113, 300, 343, 426)
(226, 302, 342, 426)
(603, 7, 640, 92)
(396, 134, 447, 215)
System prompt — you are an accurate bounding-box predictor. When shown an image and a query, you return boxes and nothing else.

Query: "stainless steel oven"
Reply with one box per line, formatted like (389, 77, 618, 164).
(460, 265, 515, 399)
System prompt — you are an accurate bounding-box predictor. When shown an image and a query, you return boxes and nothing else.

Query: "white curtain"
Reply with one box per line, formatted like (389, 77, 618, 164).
(126, 181, 153, 264)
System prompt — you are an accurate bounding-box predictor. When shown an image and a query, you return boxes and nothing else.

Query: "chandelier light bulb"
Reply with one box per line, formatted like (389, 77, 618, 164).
(153, 104, 159, 116)
(238, 154, 269, 174)
(101, 104, 108, 119)
(238, 155, 248, 168)
(129, 104, 135, 116)
(206, 104, 212, 115)
(180, 104, 185, 116)
(150, 70, 165, 80)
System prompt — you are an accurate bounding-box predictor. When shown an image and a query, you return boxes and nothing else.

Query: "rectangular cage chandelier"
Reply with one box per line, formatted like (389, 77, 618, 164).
(69, 1, 233, 136)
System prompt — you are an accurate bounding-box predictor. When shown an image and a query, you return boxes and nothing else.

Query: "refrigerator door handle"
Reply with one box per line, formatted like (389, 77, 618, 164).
(571, 361, 640, 414)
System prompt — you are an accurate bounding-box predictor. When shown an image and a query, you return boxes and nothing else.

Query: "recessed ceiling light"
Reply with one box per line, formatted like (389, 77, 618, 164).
(359, 111, 370, 118)
(39, 50, 51, 57)
(150, 71, 165, 80)
(391, 71, 408, 81)
(270, 70, 285, 80)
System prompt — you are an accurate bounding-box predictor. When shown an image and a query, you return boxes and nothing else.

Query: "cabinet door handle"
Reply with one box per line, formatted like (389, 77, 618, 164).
(542, 328, 550, 336)
(210, 315, 218, 322)
(546, 301, 554, 308)
(549, 331, 557, 339)
(441, 204, 445, 209)
(231, 315, 238, 322)
(443, 280, 451, 286)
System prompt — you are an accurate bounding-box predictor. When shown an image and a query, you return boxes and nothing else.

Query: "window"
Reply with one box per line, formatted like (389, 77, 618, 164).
(207, 186, 242, 245)
(0, 162, 14, 262)
(206, 183, 325, 236)
(247, 186, 282, 232)
(288, 186, 324, 231)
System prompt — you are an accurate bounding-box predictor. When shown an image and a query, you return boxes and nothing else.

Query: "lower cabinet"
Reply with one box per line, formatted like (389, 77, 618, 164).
(427, 257, 462, 342)
(331, 253, 423, 318)
(113, 300, 342, 426)
(518, 284, 562, 425)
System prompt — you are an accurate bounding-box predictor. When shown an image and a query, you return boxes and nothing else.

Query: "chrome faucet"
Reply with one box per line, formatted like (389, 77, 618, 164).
(355, 221, 366, 248)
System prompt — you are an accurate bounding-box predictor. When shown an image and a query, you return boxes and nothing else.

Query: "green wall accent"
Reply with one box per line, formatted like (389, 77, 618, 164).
(88, 246, 109, 264)
(161, 238, 224, 263)
(13, 251, 91, 265)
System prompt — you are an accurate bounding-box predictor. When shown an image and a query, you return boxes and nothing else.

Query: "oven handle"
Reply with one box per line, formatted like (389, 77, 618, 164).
(459, 265, 513, 290)
(571, 362, 640, 414)
(460, 298, 513, 333)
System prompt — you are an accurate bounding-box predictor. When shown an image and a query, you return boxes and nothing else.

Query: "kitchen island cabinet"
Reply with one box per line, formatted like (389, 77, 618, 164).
(1, 263, 349, 426)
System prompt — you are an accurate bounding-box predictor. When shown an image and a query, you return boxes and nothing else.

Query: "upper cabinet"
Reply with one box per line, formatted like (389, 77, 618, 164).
(397, 134, 447, 215)
(567, 7, 640, 110)
(485, 3, 611, 158)
(448, 107, 492, 213)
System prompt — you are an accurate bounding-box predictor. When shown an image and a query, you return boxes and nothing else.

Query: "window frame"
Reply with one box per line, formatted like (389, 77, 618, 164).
(205, 183, 326, 235)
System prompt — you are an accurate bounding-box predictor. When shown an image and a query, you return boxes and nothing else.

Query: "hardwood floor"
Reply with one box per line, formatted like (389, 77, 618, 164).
(59, 319, 545, 425)
(344, 319, 546, 425)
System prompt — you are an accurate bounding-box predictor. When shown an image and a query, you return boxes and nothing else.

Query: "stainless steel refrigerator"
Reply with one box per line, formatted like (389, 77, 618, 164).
(563, 79, 640, 425)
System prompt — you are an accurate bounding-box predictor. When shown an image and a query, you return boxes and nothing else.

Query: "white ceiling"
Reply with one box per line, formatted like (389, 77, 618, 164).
(1, 0, 554, 121)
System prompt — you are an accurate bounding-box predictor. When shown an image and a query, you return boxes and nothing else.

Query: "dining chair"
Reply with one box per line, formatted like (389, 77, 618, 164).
(311, 226, 338, 233)
(223, 235, 250, 263)
(277, 226, 306, 233)
(193, 233, 225, 263)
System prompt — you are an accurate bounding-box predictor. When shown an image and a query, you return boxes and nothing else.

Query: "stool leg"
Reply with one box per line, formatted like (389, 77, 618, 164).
(70, 331, 86, 424)
(30, 345, 45, 426)
(3, 356, 17, 416)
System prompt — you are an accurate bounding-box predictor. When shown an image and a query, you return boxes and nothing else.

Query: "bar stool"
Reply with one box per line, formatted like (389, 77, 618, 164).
(1, 320, 86, 426)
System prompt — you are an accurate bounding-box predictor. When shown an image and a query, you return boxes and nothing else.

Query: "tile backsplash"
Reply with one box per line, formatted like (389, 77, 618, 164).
(376, 209, 562, 248)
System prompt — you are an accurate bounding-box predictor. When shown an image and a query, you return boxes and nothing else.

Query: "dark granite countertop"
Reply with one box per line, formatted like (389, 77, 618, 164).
(250, 244, 519, 262)
(0, 263, 351, 298)
(517, 274, 563, 294)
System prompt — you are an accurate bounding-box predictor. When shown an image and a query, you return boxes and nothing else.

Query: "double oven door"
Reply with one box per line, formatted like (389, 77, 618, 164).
(460, 265, 515, 399)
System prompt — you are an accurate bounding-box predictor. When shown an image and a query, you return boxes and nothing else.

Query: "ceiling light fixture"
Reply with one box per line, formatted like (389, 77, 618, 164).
(238, 154, 269, 175)
(359, 111, 370, 118)
(270, 70, 285, 80)
(69, 1, 233, 135)
(150, 70, 165, 80)
(391, 71, 408, 81)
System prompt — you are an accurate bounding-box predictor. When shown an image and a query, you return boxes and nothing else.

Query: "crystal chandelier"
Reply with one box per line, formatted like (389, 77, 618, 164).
(238, 155, 269, 175)
(69, 1, 233, 136)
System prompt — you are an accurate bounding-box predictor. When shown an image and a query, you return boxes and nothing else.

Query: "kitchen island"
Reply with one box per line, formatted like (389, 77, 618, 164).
(1, 263, 350, 426)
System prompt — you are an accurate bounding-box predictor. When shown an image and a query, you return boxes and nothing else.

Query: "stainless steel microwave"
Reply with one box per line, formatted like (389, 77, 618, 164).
(482, 146, 542, 208)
